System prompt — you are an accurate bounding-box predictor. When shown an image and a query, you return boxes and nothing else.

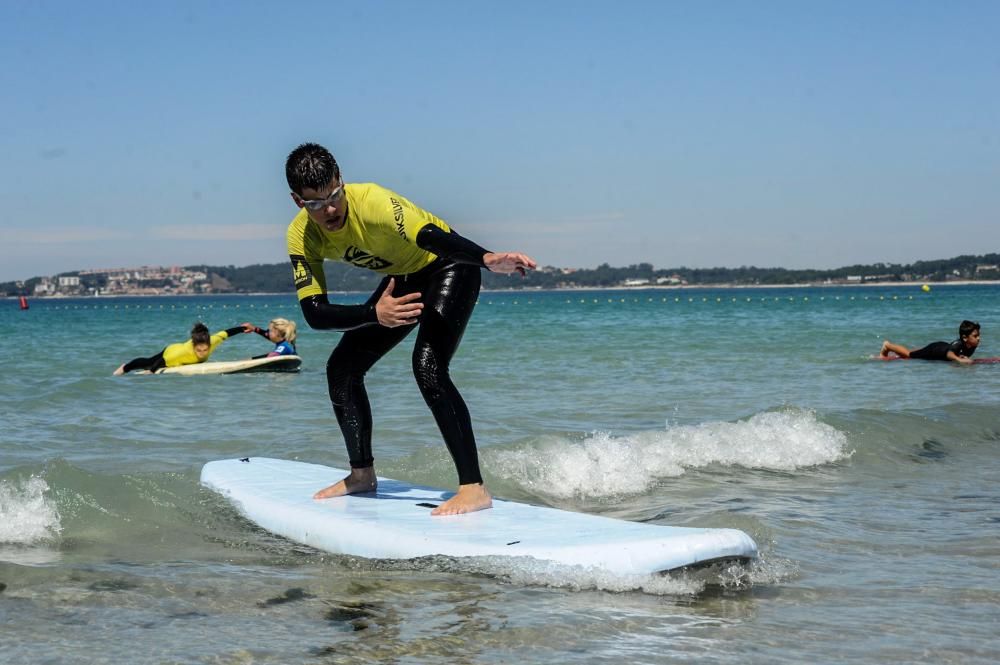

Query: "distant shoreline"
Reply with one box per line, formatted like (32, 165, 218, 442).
(497, 279, 1000, 291)
(8, 279, 1000, 300)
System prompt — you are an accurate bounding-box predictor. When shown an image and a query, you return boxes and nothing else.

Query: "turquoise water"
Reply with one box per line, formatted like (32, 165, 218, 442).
(1, 285, 998, 663)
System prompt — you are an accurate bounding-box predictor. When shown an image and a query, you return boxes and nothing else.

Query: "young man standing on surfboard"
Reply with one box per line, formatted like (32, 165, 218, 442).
(284, 143, 536, 516)
(880, 320, 981, 364)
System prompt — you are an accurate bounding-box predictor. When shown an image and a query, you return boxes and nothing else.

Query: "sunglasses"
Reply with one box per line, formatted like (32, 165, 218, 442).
(299, 183, 345, 212)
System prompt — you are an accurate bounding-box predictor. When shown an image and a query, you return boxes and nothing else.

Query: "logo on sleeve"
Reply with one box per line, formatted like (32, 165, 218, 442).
(344, 246, 392, 271)
(391, 197, 406, 239)
(290, 255, 314, 289)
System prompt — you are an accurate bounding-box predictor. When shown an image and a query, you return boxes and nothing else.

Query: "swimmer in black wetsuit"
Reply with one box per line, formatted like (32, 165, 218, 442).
(283, 143, 536, 515)
(880, 320, 981, 365)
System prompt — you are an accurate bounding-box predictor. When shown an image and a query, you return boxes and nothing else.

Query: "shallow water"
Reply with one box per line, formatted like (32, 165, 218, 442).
(1, 285, 998, 663)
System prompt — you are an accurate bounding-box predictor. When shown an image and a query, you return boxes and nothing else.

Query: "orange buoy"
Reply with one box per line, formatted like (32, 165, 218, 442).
(19, 295, 29, 310)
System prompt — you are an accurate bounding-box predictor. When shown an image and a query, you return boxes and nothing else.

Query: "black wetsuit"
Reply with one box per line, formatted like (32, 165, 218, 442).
(296, 222, 488, 485)
(909, 339, 976, 361)
(122, 350, 169, 374)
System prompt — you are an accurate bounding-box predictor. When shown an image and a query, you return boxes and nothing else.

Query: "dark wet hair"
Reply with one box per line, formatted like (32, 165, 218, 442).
(191, 322, 211, 346)
(285, 143, 340, 195)
(959, 320, 980, 338)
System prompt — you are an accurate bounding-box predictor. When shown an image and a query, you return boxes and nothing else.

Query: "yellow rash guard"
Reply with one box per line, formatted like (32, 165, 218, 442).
(286, 182, 451, 301)
(161, 330, 232, 367)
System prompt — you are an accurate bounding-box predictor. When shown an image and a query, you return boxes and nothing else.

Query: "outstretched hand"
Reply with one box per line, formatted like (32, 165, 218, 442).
(240, 322, 256, 334)
(483, 252, 537, 276)
(375, 278, 423, 327)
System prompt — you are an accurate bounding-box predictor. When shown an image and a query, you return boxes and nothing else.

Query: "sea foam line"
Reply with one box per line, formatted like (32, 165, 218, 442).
(492, 409, 851, 499)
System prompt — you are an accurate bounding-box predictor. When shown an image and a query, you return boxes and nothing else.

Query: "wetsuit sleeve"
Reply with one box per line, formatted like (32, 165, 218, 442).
(286, 210, 377, 330)
(205, 328, 246, 352)
(299, 294, 379, 331)
(415, 224, 490, 268)
(253, 327, 271, 340)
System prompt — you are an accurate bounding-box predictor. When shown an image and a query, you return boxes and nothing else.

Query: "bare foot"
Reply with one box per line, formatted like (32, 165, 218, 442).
(431, 483, 493, 516)
(113, 364, 125, 376)
(879, 341, 891, 358)
(313, 467, 377, 499)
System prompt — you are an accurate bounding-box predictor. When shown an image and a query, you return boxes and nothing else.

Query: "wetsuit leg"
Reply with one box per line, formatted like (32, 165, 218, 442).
(327, 279, 414, 468)
(122, 350, 167, 373)
(412, 262, 483, 485)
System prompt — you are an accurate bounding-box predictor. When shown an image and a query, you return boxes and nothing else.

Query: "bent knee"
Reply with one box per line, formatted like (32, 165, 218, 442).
(413, 346, 450, 386)
(327, 363, 362, 404)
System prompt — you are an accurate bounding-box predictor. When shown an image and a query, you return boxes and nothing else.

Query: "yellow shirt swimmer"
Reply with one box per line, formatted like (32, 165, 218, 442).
(114, 323, 251, 375)
(286, 182, 451, 301)
(161, 329, 234, 367)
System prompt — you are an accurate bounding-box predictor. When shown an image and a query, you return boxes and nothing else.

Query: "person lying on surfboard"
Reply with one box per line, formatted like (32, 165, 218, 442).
(879, 320, 980, 365)
(242, 318, 298, 358)
(113, 321, 254, 375)
(283, 142, 536, 516)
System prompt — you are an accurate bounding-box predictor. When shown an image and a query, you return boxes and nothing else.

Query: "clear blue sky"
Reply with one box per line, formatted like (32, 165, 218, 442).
(2, 1, 998, 282)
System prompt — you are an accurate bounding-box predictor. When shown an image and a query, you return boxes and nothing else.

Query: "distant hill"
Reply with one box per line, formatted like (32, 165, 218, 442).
(184, 254, 1000, 291)
(3, 253, 999, 296)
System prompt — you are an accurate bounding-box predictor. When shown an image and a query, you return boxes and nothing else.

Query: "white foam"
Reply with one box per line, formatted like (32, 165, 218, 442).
(466, 556, 706, 595)
(492, 409, 851, 499)
(373, 554, 706, 595)
(0, 477, 62, 544)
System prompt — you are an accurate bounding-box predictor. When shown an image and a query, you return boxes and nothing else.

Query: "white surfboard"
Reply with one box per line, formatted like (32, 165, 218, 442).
(147, 355, 301, 375)
(200, 458, 757, 575)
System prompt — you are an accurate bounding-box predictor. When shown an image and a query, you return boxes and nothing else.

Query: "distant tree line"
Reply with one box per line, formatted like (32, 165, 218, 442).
(187, 253, 1000, 292)
(4, 253, 999, 296)
(200, 255, 999, 292)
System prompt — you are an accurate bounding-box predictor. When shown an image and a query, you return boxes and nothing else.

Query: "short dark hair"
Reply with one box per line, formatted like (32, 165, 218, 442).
(959, 320, 980, 338)
(191, 322, 211, 346)
(285, 143, 340, 195)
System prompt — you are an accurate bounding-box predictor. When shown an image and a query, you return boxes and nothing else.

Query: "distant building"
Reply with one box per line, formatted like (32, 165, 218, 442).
(25, 265, 212, 297)
(34, 279, 56, 295)
(656, 275, 685, 285)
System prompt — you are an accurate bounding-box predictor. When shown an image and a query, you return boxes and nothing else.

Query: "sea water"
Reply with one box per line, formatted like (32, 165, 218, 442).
(1, 285, 998, 664)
